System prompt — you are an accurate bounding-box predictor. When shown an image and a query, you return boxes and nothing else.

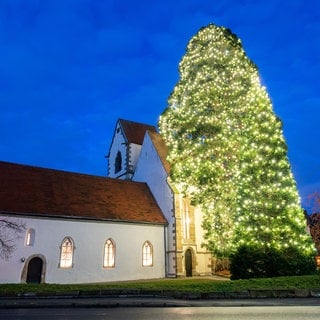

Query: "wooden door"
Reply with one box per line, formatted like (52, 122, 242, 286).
(26, 257, 43, 283)
(185, 249, 192, 277)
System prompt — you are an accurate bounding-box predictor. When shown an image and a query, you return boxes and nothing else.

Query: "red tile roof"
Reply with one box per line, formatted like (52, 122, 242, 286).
(119, 119, 157, 145)
(147, 131, 170, 174)
(0, 161, 167, 225)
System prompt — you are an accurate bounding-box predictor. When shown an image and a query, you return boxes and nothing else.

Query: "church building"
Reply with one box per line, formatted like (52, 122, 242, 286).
(0, 119, 213, 284)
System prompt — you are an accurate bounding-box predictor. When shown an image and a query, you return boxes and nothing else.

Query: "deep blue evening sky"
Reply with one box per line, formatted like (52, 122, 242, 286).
(0, 0, 319, 211)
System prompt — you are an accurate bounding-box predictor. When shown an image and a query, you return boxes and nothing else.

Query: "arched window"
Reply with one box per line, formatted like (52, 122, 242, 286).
(115, 151, 122, 173)
(142, 241, 153, 266)
(25, 228, 35, 246)
(103, 238, 115, 268)
(59, 237, 74, 268)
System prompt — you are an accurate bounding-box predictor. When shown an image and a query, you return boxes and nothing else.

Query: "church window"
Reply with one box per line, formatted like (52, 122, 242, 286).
(142, 241, 153, 266)
(180, 197, 190, 239)
(183, 202, 190, 239)
(25, 228, 35, 246)
(115, 151, 122, 173)
(103, 238, 115, 268)
(59, 237, 74, 268)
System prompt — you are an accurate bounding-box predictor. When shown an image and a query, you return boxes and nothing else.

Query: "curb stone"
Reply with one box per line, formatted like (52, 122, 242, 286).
(2, 288, 320, 300)
(273, 289, 296, 298)
(310, 290, 320, 298)
(249, 290, 275, 298)
(294, 289, 310, 298)
(225, 291, 250, 299)
(201, 292, 225, 299)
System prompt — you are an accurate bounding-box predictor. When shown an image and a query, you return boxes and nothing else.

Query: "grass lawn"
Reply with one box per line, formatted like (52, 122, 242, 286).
(0, 274, 320, 295)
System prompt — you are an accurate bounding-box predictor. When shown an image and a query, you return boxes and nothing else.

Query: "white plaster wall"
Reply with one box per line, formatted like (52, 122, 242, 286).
(0, 215, 165, 284)
(133, 133, 173, 224)
(128, 143, 142, 173)
(107, 123, 128, 179)
(107, 122, 142, 179)
(133, 133, 176, 276)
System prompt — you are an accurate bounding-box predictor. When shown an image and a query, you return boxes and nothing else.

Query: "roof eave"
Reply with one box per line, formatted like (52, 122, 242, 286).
(0, 211, 167, 226)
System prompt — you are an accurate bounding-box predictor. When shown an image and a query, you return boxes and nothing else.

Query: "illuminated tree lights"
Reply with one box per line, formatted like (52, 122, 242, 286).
(159, 24, 314, 257)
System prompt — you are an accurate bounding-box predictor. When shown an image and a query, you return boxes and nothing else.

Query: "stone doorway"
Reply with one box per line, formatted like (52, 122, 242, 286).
(26, 257, 43, 283)
(21, 254, 46, 284)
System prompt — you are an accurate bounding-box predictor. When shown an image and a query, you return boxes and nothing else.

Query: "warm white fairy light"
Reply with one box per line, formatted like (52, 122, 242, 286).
(159, 24, 314, 256)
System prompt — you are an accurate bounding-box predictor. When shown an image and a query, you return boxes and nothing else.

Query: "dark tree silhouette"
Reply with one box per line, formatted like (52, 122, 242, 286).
(0, 218, 25, 260)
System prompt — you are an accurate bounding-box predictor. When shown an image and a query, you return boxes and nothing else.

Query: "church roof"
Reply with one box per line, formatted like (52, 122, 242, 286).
(119, 119, 157, 145)
(147, 130, 170, 174)
(0, 161, 167, 225)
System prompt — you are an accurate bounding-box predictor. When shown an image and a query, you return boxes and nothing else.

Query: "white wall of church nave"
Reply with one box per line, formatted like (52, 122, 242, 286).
(0, 216, 165, 284)
(133, 133, 176, 276)
(133, 133, 173, 224)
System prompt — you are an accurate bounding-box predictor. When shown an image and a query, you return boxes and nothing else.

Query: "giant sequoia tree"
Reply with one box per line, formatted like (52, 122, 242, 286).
(159, 24, 314, 258)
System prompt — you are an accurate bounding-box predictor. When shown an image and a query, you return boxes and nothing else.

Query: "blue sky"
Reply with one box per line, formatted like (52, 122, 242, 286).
(0, 0, 319, 212)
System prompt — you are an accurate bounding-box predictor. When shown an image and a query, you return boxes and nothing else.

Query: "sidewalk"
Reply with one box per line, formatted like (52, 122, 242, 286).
(1, 288, 320, 309)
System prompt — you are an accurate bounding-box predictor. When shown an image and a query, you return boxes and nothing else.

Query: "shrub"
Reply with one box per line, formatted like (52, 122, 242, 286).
(230, 245, 317, 280)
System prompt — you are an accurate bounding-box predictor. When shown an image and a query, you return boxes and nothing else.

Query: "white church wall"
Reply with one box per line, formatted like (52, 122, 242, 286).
(133, 133, 176, 276)
(128, 143, 142, 174)
(133, 133, 173, 225)
(0, 215, 166, 284)
(107, 123, 128, 179)
(107, 122, 142, 180)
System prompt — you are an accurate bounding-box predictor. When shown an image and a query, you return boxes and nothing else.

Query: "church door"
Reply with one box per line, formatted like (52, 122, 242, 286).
(26, 257, 43, 283)
(185, 249, 193, 277)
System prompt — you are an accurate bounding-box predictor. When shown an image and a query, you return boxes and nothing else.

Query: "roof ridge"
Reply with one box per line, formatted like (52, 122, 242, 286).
(119, 118, 156, 128)
(0, 160, 148, 185)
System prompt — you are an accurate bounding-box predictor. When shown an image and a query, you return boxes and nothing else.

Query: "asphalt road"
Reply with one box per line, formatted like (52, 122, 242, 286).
(1, 306, 320, 320)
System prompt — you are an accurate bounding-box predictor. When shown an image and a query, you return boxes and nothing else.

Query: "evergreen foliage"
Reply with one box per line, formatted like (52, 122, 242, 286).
(230, 245, 317, 279)
(159, 24, 314, 260)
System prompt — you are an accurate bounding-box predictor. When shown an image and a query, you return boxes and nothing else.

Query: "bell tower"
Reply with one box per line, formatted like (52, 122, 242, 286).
(106, 119, 157, 180)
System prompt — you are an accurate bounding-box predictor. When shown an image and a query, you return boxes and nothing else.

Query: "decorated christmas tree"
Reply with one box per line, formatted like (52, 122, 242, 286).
(159, 24, 314, 264)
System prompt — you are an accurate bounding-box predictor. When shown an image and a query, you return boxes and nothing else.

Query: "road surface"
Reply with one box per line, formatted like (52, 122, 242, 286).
(1, 306, 320, 320)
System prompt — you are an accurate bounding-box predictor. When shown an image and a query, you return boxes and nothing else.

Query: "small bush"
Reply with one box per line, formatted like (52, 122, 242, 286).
(230, 245, 317, 280)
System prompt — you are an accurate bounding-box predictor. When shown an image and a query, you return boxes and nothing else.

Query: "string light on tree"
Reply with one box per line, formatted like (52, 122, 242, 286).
(159, 24, 314, 258)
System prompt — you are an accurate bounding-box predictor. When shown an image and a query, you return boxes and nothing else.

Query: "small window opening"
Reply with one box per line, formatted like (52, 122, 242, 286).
(115, 151, 122, 173)
(103, 238, 115, 268)
(59, 237, 74, 268)
(25, 229, 35, 246)
(142, 241, 153, 266)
